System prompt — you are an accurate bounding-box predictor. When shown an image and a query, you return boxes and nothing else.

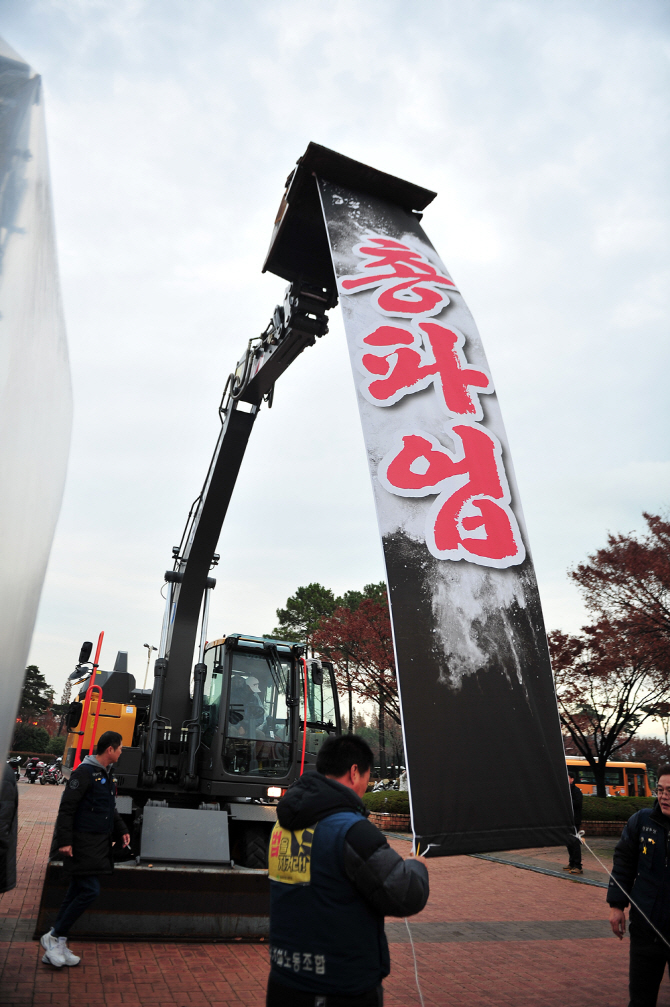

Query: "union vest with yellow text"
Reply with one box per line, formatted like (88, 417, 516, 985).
(268, 822, 315, 885)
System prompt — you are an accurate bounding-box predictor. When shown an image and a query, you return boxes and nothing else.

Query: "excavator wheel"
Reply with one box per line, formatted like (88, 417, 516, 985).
(240, 824, 269, 869)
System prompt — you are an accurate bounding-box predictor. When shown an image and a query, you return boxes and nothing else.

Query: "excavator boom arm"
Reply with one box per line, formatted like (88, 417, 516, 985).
(142, 278, 336, 785)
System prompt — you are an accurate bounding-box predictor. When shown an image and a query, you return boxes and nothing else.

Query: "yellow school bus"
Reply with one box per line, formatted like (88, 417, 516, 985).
(566, 757, 651, 797)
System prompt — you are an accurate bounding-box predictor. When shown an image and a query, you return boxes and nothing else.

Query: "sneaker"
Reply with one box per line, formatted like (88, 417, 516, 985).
(57, 938, 80, 966)
(561, 865, 574, 872)
(40, 931, 80, 967)
(42, 946, 66, 968)
(568, 867, 583, 875)
(40, 929, 58, 953)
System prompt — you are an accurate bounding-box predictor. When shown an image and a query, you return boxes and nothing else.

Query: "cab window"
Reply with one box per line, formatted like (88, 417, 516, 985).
(222, 649, 292, 778)
(201, 645, 223, 748)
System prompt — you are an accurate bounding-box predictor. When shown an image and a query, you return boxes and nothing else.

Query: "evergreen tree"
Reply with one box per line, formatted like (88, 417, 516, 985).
(272, 583, 337, 655)
(46, 735, 66, 756)
(12, 724, 50, 753)
(17, 666, 51, 721)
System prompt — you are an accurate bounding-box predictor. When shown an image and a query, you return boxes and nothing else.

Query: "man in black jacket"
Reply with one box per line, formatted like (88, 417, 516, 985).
(607, 764, 670, 1007)
(267, 734, 429, 1006)
(41, 731, 129, 968)
(562, 769, 583, 875)
(0, 762, 18, 894)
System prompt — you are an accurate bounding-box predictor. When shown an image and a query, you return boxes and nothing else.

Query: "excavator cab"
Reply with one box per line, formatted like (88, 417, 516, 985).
(198, 635, 340, 796)
(200, 636, 294, 787)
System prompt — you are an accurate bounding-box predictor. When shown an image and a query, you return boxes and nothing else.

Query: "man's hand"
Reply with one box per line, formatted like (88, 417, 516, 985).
(122, 833, 131, 848)
(58, 845, 73, 857)
(409, 853, 429, 867)
(610, 907, 626, 940)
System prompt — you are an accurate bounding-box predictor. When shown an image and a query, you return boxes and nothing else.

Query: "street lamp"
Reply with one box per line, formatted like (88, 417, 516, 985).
(143, 643, 157, 689)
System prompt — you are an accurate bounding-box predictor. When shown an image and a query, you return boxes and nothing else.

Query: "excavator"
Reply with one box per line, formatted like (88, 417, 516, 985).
(36, 142, 431, 941)
(41, 639, 339, 940)
(59, 639, 340, 869)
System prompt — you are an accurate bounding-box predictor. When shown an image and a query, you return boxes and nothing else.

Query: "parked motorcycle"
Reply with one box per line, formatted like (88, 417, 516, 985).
(40, 761, 63, 785)
(6, 758, 20, 781)
(25, 757, 41, 784)
(42, 757, 63, 781)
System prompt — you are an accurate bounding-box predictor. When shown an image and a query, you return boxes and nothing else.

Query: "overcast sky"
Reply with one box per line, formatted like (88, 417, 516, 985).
(2, 0, 668, 723)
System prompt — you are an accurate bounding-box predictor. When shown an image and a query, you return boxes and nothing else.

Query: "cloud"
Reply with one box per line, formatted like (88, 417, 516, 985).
(0, 0, 665, 697)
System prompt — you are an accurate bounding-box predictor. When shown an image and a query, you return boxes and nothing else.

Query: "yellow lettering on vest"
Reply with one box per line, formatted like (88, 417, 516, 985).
(268, 823, 315, 885)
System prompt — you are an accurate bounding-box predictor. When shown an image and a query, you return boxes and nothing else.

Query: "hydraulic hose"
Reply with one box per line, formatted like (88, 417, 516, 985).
(300, 657, 308, 776)
(182, 662, 207, 789)
(182, 581, 214, 789)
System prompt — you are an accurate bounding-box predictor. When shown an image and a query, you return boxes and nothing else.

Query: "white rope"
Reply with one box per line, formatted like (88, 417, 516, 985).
(399, 829, 670, 1007)
(404, 917, 425, 1007)
(578, 831, 670, 951)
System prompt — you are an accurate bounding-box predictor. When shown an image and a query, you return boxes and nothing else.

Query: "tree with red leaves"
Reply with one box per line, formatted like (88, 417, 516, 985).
(314, 589, 398, 775)
(553, 512, 670, 793)
(570, 512, 670, 658)
(549, 616, 670, 796)
(615, 735, 670, 783)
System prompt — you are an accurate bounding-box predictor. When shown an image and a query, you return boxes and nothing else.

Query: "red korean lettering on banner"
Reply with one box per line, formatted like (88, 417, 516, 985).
(339, 236, 457, 317)
(378, 424, 525, 567)
(339, 231, 524, 568)
(358, 321, 492, 419)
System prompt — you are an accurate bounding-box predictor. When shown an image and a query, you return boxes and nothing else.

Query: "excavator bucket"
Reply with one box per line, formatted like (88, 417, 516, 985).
(35, 860, 269, 941)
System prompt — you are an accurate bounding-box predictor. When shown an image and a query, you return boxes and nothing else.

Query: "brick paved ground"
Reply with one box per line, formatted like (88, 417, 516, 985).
(0, 781, 57, 943)
(1, 782, 668, 1006)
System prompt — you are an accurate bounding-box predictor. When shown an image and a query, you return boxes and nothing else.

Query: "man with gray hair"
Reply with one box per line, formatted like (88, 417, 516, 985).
(41, 731, 129, 968)
(608, 764, 670, 1006)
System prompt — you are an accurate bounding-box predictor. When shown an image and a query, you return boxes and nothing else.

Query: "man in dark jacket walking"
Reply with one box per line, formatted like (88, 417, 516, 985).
(607, 764, 670, 1007)
(41, 731, 129, 968)
(0, 762, 19, 893)
(267, 734, 429, 1005)
(562, 769, 583, 875)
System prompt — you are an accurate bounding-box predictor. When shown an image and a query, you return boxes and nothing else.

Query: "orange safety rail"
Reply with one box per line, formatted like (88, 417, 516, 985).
(73, 631, 104, 769)
(87, 685, 104, 757)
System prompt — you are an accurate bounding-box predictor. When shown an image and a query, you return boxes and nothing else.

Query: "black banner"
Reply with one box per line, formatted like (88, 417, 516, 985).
(317, 177, 573, 855)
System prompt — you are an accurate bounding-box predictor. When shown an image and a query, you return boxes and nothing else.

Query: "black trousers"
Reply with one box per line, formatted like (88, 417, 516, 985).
(267, 973, 383, 1006)
(629, 931, 670, 1007)
(566, 830, 582, 868)
(52, 875, 101, 937)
